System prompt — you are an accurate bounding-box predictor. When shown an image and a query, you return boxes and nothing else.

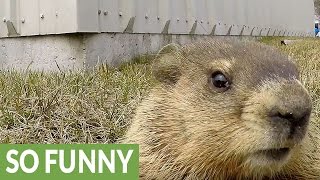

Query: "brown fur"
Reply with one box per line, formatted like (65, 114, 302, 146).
(123, 40, 320, 179)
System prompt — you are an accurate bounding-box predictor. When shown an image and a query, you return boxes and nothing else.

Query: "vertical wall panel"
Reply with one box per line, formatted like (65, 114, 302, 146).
(19, 0, 40, 36)
(0, 0, 11, 37)
(192, 0, 210, 35)
(169, 0, 189, 34)
(55, 0, 78, 34)
(210, 0, 228, 35)
(158, 0, 170, 34)
(77, 0, 99, 32)
(185, 0, 196, 34)
(10, 0, 20, 34)
(118, 0, 134, 32)
(134, 0, 163, 33)
(227, 0, 243, 35)
(99, 0, 121, 32)
(38, 0, 77, 35)
(39, 0, 56, 34)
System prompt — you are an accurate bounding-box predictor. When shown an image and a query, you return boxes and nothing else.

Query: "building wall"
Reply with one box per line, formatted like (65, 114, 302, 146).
(0, 0, 315, 38)
(0, 0, 315, 71)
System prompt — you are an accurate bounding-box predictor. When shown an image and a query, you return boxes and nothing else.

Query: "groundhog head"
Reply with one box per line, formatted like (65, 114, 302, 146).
(150, 40, 312, 178)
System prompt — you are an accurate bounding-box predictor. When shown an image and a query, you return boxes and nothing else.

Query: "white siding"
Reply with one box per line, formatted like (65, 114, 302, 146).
(0, 0, 315, 38)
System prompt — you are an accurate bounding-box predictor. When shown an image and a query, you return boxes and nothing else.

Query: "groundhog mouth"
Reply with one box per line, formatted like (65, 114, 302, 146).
(255, 148, 290, 161)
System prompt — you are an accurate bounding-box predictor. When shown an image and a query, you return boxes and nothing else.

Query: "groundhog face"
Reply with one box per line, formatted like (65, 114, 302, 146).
(153, 40, 312, 176)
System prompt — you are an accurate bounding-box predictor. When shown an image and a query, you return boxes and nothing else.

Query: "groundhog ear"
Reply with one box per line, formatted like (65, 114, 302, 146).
(153, 44, 182, 85)
(157, 43, 180, 56)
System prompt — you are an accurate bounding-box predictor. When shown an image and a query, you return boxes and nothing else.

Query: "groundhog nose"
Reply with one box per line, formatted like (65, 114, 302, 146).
(269, 100, 311, 139)
(272, 110, 311, 127)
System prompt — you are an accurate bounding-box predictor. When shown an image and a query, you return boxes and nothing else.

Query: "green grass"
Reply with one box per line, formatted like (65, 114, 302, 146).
(0, 57, 155, 144)
(0, 38, 319, 144)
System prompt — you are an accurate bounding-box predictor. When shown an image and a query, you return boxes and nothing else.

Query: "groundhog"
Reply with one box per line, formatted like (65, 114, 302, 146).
(123, 39, 320, 179)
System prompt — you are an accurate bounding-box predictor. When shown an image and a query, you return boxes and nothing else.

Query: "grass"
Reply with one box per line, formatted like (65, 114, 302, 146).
(0, 56, 155, 144)
(0, 38, 319, 144)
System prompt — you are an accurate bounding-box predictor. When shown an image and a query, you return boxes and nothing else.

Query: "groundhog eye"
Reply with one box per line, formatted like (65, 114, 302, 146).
(211, 72, 230, 90)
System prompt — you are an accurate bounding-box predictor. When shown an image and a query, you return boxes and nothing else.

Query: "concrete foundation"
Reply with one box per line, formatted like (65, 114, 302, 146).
(0, 33, 255, 71)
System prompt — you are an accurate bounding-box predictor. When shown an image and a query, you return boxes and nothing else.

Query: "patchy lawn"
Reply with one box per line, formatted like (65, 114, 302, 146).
(0, 56, 155, 144)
